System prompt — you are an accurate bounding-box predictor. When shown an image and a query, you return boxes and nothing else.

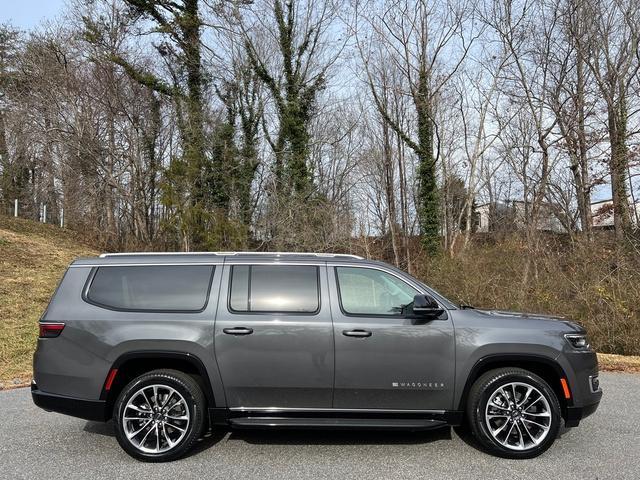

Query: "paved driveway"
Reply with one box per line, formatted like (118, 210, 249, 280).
(1, 372, 637, 479)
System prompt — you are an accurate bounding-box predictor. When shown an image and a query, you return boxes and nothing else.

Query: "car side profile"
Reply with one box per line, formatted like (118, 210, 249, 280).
(32, 252, 602, 462)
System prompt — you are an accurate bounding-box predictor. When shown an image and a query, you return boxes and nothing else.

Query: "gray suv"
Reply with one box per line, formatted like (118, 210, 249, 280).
(32, 252, 601, 461)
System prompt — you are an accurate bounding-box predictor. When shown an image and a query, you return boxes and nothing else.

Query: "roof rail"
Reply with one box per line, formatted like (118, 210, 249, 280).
(99, 251, 364, 259)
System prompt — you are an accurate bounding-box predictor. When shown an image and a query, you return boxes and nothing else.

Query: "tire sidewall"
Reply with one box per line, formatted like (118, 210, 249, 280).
(471, 370, 561, 459)
(114, 371, 205, 462)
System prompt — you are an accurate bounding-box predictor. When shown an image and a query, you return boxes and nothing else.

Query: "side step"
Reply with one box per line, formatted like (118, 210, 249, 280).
(228, 417, 447, 430)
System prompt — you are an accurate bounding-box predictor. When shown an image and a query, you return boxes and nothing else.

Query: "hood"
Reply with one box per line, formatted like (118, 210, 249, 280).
(476, 309, 563, 320)
(474, 309, 585, 332)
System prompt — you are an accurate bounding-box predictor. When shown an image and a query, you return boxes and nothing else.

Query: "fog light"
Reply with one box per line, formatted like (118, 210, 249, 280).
(589, 375, 600, 393)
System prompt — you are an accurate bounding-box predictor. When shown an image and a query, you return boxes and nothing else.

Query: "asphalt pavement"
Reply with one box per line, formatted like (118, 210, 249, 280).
(1, 372, 638, 480)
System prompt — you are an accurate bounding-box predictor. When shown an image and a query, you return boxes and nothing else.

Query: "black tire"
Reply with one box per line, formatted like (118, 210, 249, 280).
(466, 368, 561, 459)
(114, 369, 206, 462)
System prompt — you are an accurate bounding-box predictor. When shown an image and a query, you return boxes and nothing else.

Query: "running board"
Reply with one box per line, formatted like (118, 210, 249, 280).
(228, 417, 447, 430)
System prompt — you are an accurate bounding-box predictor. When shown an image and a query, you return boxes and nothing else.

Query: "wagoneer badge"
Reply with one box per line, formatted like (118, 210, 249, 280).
(392, 381, 446, 390)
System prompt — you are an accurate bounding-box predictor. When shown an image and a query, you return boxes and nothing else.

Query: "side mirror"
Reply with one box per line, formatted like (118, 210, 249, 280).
(412, 294, 445, 317)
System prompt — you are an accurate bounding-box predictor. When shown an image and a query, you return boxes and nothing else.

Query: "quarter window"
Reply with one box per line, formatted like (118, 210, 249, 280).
(86, 265, 214, 312)
(229, 265, 320, 313)
(336, 267, 418, 316)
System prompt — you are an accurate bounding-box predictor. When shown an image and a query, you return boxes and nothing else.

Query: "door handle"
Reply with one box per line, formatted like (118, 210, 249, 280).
(342, 329, 372, 338)
(223, 327, 254, 336)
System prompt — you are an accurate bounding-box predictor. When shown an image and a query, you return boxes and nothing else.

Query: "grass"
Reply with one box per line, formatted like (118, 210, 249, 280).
(0, 215, 97, 389)
(597, 353, 640, 373)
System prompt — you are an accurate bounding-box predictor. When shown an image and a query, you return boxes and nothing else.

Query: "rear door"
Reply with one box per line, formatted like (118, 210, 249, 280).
(214, 262, 334, 408)
(329, 265, 455, 410)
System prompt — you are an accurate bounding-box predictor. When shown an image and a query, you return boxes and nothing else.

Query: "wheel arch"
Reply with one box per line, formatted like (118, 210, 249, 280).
(100, 351, 217, 420)
(457, 354, 572, 418)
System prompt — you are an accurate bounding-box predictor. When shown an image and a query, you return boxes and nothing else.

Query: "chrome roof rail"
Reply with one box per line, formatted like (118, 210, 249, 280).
(99, 251, 364, 259)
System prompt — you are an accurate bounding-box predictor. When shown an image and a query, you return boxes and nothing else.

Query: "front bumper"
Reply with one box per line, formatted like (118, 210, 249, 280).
(31, 383, 108, 422)
(558, 347, 603, 427)
(565, 397, 601, 427)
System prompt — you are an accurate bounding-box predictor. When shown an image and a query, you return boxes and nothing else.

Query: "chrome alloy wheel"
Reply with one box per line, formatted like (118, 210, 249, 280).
(122, 384, 190, 454)
(484, 381, 552, 451)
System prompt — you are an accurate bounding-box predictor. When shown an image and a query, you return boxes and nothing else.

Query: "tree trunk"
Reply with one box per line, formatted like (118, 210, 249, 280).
(382, 120, 400, 267)
(0, 108, 8, 211)
(575, 53, 593, 237)
(396, 131, 410, 271)
(415, 70, 440, 255)
(106, 97, 117, 246)
(608, 96, 632, 242)
(182, 0, 207, 248)
(0, 109, 7, 165)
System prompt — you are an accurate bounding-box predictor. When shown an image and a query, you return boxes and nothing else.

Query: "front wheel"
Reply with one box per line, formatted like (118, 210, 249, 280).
(466, 368, 561, 459)
(114, 369, 206, 462)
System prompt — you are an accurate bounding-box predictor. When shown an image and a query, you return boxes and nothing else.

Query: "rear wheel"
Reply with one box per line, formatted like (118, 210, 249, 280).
(114, 369, 206, 462)
(466, 368, 561, 459)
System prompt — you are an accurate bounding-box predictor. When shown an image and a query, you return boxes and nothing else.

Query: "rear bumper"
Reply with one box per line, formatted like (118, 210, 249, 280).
(31, 384, 108, 422)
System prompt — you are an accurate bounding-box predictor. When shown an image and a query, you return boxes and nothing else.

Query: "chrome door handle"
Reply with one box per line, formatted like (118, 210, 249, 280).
(223, 327, 254, 335)
(342, 329, 372, 338)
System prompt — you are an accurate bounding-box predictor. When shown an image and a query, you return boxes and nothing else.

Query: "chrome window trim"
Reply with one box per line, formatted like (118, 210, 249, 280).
(224, 261, 326, 266)
(70, 262, 223, 268)
(227, 264, 322, 315)
(82, 265, 216, 313)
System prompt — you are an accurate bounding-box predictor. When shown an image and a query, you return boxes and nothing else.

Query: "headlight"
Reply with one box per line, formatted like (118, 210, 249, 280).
(565, 333, 590, 350)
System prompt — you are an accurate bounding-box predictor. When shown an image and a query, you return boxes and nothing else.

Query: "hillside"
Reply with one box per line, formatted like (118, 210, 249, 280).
(1, 215, 638, 389)
(0, 215, 98, 388)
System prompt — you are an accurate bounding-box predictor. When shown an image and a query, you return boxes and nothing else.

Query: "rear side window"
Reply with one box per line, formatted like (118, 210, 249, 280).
(86, 265, 215, 312)
(229, 265, 319, 313)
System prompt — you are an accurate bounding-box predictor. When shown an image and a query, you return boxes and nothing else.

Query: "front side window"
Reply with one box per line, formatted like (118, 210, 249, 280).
(86, 265, 214, 312)
(229, 265, 320, 313)
(336, 267, 418, 316)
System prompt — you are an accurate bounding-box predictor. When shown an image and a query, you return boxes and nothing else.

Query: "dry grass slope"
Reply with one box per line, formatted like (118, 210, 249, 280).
(0, 215, 98, 388)
(413, 234, 640, 356)
(0, 217, 637, 388)
(597, 353, 640, 373)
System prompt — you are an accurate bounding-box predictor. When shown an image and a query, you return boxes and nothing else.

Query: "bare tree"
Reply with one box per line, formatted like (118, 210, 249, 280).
(482, 0, 562, 235)
(454, 50, 508, 251)
(1, 0, 639, 260)
(546, 0, 599, 238)
(579, 0, 640, 241)
(356, 0, 478, 255)
(236, 0, 343, 196)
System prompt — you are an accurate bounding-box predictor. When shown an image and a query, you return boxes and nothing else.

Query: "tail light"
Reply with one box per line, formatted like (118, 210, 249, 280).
(39, 323, 65, 338)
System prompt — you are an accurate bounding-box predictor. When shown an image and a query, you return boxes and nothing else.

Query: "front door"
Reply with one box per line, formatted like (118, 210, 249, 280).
(330, 265, 455, 410)
(214, 263, 334, 409)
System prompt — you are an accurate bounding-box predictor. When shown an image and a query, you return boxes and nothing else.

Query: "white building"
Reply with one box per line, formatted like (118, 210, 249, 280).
(475, 200, 566, 233)
(590, 198, 640, 229)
